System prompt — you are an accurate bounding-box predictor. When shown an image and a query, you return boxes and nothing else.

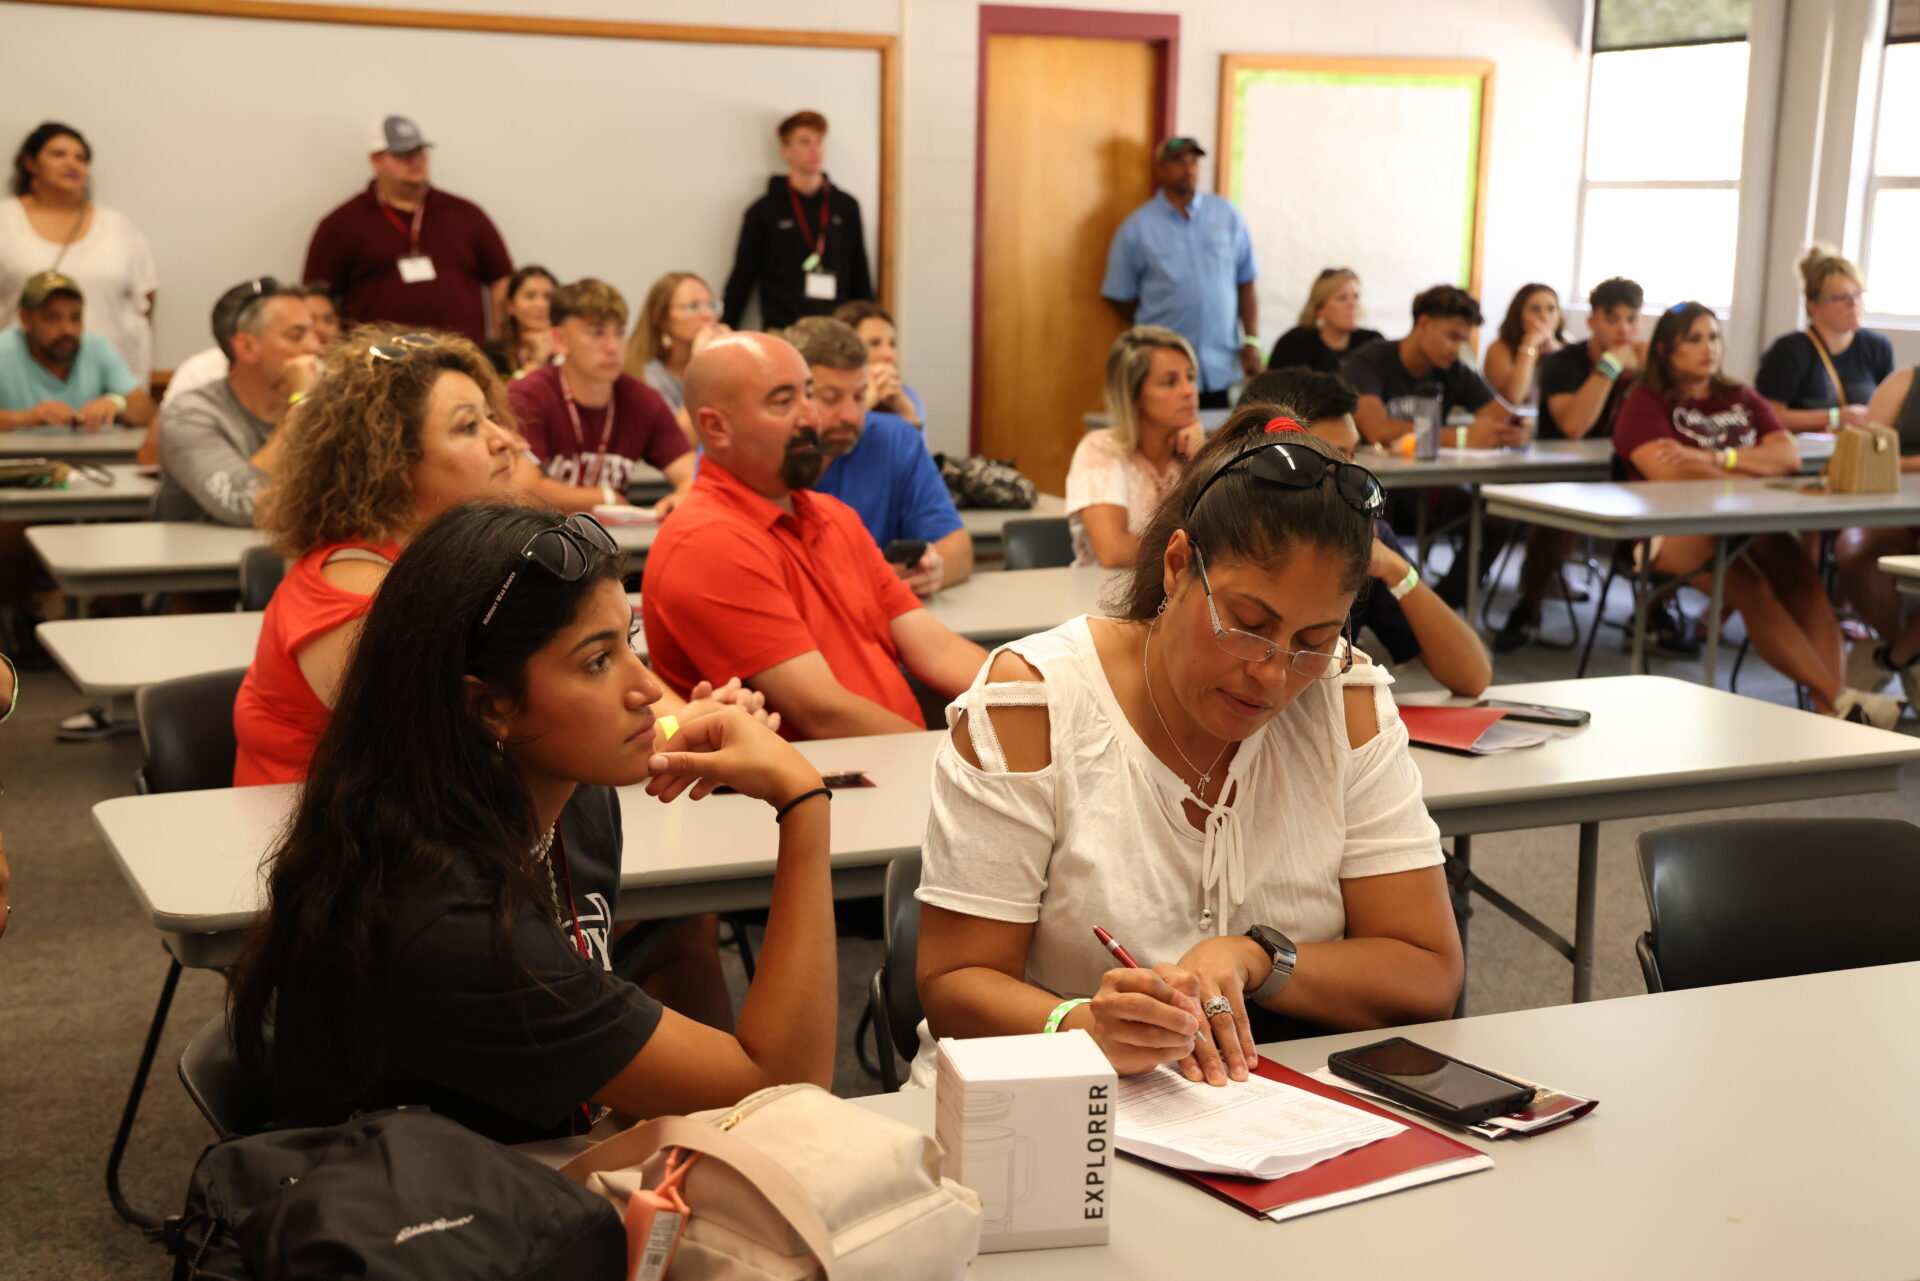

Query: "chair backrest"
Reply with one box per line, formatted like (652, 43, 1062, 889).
(179, 1014, 272, 1139)
(880, 854, 925, 1063)
(136, 667, 248, 794)
(1637, 817, 1920, 991)
(239, 546, 286, 612)
(1002, 517, 1074, 572)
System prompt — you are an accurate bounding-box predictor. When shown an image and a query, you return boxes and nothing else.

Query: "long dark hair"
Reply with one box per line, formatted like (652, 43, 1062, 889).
(228, 501, 624, 1108)
(1112, 405, 1375, 621)
(1639, 302, 1741, 403)
(11, 122, 90, 198)
(1494, 283, 1564, 356)
(498, 265, 557, 371)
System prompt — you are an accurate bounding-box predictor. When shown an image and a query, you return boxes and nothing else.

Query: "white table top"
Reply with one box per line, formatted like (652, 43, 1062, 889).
(1879, 553, 1920, 592)
(1483, 474, 1920, 539)
(860, 962, 1920, 1279)
(94, 675, 1918, 938)
(27, 520, 264, 581)
(0, 425, 148, 461)
(921, 566, 1117, 645)
(0, 463, 155, 518)
(1367, 438, 1614, 490)
(959, 494, 1066, 543)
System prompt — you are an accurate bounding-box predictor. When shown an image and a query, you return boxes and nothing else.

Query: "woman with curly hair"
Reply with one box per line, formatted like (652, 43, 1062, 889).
(234, 327, 772, 789)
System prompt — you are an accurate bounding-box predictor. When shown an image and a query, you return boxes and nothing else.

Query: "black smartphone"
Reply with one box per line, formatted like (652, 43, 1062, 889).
(884, 538, 928, 566)
(1327, 1038, 1536, 1126)
(1474, 698, 1590, 728)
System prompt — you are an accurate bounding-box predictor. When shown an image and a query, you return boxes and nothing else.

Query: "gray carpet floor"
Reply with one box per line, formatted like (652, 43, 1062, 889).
(4, 557, 1917, 1277)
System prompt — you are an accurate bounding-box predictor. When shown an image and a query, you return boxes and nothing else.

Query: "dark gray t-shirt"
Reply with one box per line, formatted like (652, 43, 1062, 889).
(152, 377, 273, 525)
(1753, 328, 1894, 410)
(1340, 338, 1495, 424)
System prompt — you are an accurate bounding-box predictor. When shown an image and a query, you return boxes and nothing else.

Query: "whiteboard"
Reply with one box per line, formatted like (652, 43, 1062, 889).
(1220, 59, 1489, 343)
(0, 2, 883, 367)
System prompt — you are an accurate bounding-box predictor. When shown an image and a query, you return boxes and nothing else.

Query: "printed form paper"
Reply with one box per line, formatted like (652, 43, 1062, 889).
(1114, 1067, 1404, 1180)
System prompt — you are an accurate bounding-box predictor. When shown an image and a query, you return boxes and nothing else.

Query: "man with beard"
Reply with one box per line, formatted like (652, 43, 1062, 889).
(0, 271, 154, 430)
(640, 332, 987, 738)
(782, 316, 970, 596)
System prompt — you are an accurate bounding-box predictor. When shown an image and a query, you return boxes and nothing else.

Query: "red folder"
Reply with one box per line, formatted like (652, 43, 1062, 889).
(1396, 705, 1509, 754)
(1167, 1059, 1492, 1221)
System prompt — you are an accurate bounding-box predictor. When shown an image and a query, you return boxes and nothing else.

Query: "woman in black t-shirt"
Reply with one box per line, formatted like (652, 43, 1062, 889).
(1755, 245, 1894, 432)
(1267, 268, 1384, 374)
(229, 502, 837, 1143)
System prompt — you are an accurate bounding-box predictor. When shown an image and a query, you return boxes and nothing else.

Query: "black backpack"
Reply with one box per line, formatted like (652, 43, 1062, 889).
(163, 1107, 626, 1280)
(935, 454, 1039, 510)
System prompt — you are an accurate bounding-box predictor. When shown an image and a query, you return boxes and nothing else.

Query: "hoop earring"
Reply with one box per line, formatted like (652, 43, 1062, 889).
(1155, 596, 1169, 617)
(662, 334, 672, 350)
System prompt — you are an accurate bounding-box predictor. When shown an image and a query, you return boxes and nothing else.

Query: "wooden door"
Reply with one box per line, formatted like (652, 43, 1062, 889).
(978, 35, 1159, 494)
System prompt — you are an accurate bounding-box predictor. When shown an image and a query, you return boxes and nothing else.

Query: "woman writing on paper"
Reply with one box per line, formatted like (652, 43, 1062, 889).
(1755, 246, 1893, 433)
(1066, 326, 1206, 568)
(230, 502, 838, 1142)
(1613, 303, 1899, 727)
(916, 407, 1461, 1088)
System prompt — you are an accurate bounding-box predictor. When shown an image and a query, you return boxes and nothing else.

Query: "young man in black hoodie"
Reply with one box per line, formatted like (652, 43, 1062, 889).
(722, 111, 873, 330)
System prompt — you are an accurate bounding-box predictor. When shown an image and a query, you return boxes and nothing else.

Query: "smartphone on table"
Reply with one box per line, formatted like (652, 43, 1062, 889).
(1474, 699, 1590, 728)
(884, 538, 928, 567)
(1327, 1037, 1536, 1126)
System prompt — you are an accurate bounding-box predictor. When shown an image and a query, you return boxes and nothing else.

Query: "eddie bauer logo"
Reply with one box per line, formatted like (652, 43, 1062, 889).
(394, 1214, 476, 1245)
(1083, 1083, 1110, 1219)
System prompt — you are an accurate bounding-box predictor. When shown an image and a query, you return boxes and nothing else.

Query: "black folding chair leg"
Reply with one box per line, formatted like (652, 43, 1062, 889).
(1576, 557, 1620, 679)
(107, 956, 181, 1231)
(723, 912, 758, 980)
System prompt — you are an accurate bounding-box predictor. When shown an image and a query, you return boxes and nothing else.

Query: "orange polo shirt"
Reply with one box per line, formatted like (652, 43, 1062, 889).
(640, 459, 927, 732)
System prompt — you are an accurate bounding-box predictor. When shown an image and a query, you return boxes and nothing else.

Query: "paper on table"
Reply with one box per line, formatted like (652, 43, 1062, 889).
(1115, 1067, 1403, 1180)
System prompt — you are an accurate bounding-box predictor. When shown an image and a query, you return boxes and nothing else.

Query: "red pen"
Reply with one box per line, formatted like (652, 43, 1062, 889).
(1092, 925, 1141, 969)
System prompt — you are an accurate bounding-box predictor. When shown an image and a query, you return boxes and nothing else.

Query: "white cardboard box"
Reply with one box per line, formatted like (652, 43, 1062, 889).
(934, 1030, 1118, 1253)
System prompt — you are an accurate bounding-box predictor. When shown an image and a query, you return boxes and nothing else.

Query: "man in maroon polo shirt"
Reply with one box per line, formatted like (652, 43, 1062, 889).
(302, 115, 513, 345)
(641, 332, 987, 739)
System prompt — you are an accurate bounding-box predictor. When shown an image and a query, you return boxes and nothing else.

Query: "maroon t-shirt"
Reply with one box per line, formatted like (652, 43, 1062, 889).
(1611, 383, 1786, 481)
(303, 182, 513, 344)
(507, 365, 692, 491)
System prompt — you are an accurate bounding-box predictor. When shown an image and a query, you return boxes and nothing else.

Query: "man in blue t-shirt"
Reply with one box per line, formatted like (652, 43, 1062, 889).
(0, 271, 154, 432)
(782, 316, 971, 596)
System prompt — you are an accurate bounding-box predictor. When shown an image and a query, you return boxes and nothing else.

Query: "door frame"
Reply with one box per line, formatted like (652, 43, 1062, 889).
(971, 6, 1181, 452)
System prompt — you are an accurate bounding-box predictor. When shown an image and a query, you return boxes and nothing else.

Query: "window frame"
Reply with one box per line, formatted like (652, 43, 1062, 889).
(1859, 22, 1920, 320)
(1572, 33, 1751, 312)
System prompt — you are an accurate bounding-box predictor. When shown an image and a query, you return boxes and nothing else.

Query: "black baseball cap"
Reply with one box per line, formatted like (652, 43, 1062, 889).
(1157, 137, 1207, 161)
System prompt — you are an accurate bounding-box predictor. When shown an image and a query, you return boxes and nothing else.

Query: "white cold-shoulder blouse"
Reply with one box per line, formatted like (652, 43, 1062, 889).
(916, 614, 1443, 1006)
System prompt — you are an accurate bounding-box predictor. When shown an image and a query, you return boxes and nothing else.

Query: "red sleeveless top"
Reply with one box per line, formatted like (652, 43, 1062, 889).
(232, 540, 400, 786)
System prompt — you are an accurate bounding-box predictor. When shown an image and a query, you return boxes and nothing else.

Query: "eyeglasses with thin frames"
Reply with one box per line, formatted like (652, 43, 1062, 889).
(1191, 546, 1353, 677)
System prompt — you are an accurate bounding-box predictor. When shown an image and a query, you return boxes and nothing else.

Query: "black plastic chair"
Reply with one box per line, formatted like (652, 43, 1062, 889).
(238, 546, 286, 612)
(866, 856, 925, 1091)
(108, 668, 248, 1228)
(1002, 518, 1074, 571)
(179, 1014, 272, 1140)
(1636, 818, 1920, 993)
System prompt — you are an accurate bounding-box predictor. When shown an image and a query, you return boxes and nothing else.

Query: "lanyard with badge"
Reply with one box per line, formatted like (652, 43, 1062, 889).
(559, 373, 616, 489)
(788, 181, 838, 302)
(376, 186, 437, 284)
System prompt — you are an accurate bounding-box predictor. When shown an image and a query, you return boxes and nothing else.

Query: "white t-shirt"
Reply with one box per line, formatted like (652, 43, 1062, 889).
(917, 615, 1442, 1007)
(160, 345, 229, 411)
(1063, 428, 1180, 567)
(0, 199, 159, 381)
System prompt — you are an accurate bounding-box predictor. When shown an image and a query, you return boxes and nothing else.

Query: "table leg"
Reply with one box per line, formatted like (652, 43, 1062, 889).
(1704, 535, 1727, 687)
(1415, 495, 1431, 569)
(1449, 835, 1472, 1019)
(1629, 549, 1651, 674)
(1464, 489, 1484, 626)
(1572, 821, 1600, 1003)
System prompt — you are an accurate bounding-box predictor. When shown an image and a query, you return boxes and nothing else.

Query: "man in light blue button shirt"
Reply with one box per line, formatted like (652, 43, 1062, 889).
(1102, 137, 1261, 407)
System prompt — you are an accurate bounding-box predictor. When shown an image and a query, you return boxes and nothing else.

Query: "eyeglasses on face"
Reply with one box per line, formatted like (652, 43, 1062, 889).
(477, 512, 621, 633)
(673, 300, 721, 316)
(1191, 546, 1353, 676)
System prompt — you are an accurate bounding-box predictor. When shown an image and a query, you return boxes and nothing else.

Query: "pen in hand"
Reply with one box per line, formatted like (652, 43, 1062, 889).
(1093, 924, 1141, 969)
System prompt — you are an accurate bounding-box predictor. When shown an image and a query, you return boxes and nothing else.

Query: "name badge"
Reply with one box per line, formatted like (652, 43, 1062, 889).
(804, 271, 838, 301)
(397, 255, 438, 284)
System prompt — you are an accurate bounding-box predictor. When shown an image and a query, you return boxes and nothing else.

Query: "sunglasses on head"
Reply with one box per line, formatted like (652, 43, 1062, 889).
(243, 276, 278, 299)
(1186, 431, 1386, 522)
(367, 332, 438, 364)
(477, 513, 620, 633)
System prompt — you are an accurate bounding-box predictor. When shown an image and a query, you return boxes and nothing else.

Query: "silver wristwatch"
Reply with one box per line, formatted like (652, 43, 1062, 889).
(1244, 924, 1298, 1005)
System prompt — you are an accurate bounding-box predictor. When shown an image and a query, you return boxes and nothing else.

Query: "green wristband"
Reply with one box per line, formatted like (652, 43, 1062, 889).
(1595, 352, 1623, 382)
(1043, 997, 1091, 1033)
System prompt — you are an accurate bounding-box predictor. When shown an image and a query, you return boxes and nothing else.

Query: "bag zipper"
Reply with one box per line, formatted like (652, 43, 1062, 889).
(712, 1082, 808, 1133)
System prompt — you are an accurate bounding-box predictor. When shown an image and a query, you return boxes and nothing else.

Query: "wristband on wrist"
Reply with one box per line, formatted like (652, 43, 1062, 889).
(105, 392, 127, 413)
(601, 485, 619, 506)
(1595, 352, 1623, 382)
(287, 390, 306, 406)
(1388, 562, 1421, 600)
(1828, 406, 1840, 429)
(773, 786, 831, 823)
(1044, 997, 1091, 1033)
(1723, 447, 1738, 471)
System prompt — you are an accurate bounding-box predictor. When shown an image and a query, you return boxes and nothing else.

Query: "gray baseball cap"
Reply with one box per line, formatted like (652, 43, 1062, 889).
(369, 115, 433, 154)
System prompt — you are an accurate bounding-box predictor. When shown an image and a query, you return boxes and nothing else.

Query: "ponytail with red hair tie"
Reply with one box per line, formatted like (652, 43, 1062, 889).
(1264, 416, 1305, 434)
